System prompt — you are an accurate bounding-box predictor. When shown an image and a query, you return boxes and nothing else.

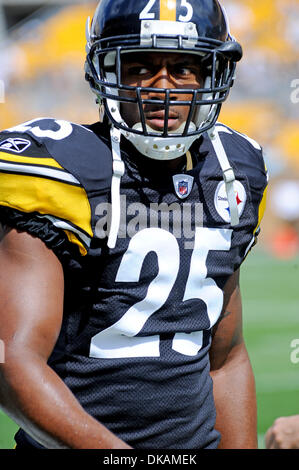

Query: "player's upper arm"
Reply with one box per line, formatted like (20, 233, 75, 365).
(209, 269, 243, 371)
(0, 227, 64, 362)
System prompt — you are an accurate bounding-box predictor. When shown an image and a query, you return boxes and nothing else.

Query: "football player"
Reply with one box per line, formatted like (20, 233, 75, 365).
(0, 0, 268, 449)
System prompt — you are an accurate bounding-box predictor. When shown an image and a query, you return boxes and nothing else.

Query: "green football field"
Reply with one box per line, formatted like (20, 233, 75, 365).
(241, 249, 299, 448)
(0, 248, 298, 449)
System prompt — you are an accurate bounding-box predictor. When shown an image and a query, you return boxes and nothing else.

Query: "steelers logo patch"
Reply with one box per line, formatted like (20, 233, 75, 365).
(214, 180, 247, 223)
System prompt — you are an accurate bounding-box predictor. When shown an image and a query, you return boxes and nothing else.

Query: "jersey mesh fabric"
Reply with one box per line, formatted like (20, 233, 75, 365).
(0, 121, 268, 449)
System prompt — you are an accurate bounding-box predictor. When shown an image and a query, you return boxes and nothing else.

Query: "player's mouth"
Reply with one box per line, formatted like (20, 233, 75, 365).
(145, 110, 180, 131)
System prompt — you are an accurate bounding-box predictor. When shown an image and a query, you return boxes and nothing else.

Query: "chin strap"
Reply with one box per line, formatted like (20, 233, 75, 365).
(107, 125, 238, 249)
(108, 126, 125, 249)
(208, 126, 239, 226)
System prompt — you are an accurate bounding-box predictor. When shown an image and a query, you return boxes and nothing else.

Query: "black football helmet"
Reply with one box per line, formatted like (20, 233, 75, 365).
(85, 0, 242, 160)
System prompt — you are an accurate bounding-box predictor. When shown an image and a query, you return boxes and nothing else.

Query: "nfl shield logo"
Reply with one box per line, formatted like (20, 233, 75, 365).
(172, 174, 194, 199)
(178, 180, 188, 197)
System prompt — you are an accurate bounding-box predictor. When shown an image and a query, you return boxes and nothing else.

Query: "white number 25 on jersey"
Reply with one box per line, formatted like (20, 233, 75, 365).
(90, 227, 232, 359)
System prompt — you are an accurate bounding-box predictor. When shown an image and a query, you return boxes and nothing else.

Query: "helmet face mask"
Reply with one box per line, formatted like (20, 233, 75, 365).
(85, 0, 242, 159)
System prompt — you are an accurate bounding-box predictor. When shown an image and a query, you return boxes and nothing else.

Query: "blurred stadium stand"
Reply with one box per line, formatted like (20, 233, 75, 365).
(0, 0, 299, 255)
(0, 0, 93, 35)
(0, 0, 98, 127)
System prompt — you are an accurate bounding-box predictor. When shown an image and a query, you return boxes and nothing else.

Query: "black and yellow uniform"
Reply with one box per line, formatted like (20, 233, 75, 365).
(0, 118, 267, 449)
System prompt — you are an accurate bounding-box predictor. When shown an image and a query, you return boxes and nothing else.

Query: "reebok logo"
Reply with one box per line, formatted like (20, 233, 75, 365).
(0, 137, 31, 153)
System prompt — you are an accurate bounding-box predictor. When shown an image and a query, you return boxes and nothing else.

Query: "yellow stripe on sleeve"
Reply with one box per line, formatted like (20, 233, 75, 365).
(64, 230, 88, 256)
(0, 172, 93, 239)
(0, 150, 65, 170)
(160, 0, 176, 21)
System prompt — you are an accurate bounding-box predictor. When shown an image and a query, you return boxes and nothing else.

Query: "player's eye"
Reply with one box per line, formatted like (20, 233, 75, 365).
(127, 66, 151, 76)
(177, 66, 191, 75)
(173, 64, 196, 77)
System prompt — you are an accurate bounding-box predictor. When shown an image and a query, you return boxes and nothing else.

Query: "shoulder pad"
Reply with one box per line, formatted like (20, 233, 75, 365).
(200, 123, 268, 237)
(0, 117, 113, 191)
(0, 118, 113, 254)
(212, 123, 268, 190)
(215, 123, 268, 234)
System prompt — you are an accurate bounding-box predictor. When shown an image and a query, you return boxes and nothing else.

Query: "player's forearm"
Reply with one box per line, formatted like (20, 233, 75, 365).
(210, 342, 257, 449)
(0, 348, 131, 449)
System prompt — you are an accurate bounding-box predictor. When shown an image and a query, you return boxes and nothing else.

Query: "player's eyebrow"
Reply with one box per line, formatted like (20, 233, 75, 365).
(173, 59, 199, 66)
(122, 56, 153, 66)
(123, 57, 200, 68)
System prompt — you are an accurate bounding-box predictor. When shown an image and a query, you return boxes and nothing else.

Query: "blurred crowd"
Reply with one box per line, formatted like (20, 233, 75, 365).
(0, 0, 299, 258)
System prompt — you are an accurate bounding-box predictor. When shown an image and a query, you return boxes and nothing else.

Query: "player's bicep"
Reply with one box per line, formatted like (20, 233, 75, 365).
(0, 228, 64, 362)
(209, 269, 243, 371)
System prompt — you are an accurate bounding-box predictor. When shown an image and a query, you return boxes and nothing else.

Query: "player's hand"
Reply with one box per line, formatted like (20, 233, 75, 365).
(265, 415, 299, 449)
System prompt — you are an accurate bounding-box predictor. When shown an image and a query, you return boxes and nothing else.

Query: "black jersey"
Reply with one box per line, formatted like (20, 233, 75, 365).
(0, 118, 268, 449)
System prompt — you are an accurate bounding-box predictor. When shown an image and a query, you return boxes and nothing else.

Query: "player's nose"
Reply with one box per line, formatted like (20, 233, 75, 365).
(149, 66, 175, 91)
(146, 67, 179, 105)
